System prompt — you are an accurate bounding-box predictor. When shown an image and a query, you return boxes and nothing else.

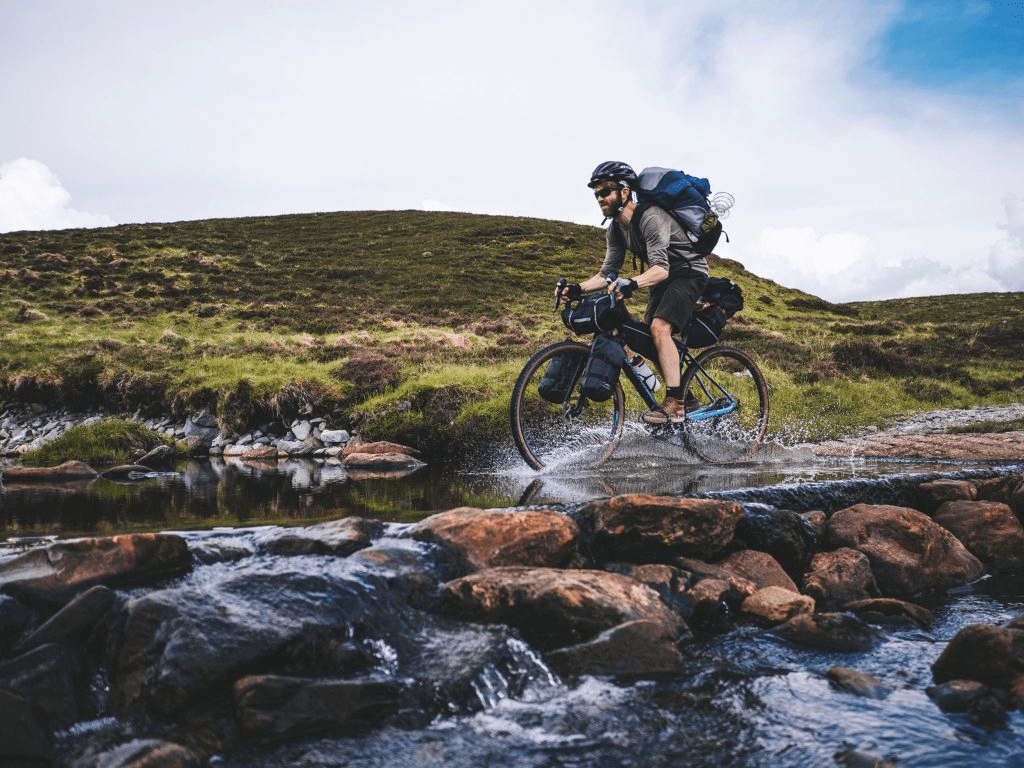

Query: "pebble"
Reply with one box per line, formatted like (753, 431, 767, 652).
(0, 402, 353, 459)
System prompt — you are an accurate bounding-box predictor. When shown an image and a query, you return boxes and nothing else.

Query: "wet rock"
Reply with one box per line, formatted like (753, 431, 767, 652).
(740, 586, 814, 626)
(101, 464, 159, 480)
(0, 533, 192, 604)
(718, 549, 798, 592)
(0, 689, 53, 766)
(834, 747, 897, 768)
(973, 473, 1024, 508)
(730, 505, 815, 579)
(544, 619, 686, 679)
(604, 562, 687, 601)
(827, 504, 985, 596)
(675, 556, 758, 600)
(233, 674, 406, 739)
(931, 623, 1024, 686)
(70, 738, 201, 768)
(580, 494, 744, 564)
(802, 548, 880, 610)
(342, 451, 426, 471)
(911, 479, 976, 514)
(260, 516, 384, 557)
(681, 577, 735, 624)
(827, 666, 890, 699)
(933, 500, 1024, 572)
(0, 642, 86, 728)
(843, 597, 932, 629)
(926, 678, 1001, 713)
(16, 584, 116, 653)
(342, 439, 420, 457)
(135, 443, 176, 469)
(1, 459, 99, 483)
(440, 566, 686, 650)
(0, 593, 29, 653)
(771, 612, 881, 652)
(407, 507, 578, 573)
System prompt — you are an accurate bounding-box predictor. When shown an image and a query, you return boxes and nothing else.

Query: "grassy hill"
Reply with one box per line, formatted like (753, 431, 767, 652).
(2, 210, 1022, 462)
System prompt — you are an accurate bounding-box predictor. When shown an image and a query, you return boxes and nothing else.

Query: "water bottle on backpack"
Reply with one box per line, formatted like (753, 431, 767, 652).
(629, 355, 660, 392)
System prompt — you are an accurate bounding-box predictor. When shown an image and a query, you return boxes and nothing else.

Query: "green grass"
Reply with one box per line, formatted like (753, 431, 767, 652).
(22, 418, 178, 468)
(3, 210, 1023, 464)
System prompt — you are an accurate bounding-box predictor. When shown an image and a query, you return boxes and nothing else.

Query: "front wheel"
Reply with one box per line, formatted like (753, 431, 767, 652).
(679, 345, 769, 464)
(510, 340, 625, 470)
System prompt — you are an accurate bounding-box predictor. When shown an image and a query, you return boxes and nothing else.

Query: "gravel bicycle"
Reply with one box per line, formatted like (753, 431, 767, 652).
(509, 282, 770, 469)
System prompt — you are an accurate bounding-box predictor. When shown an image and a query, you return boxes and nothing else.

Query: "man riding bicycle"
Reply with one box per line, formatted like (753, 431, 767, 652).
(557, 161, 709, 424)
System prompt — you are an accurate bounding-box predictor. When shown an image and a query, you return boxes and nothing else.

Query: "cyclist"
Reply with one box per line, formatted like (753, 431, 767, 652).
(557, 161, 709, 424)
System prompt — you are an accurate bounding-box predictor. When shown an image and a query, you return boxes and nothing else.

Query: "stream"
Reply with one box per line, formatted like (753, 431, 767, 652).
(4, 439, 1024, 766)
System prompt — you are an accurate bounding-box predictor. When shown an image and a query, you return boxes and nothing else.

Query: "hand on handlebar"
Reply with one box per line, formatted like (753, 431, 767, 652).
(607, 276, 638, 299)
(553, 279, 582, 310)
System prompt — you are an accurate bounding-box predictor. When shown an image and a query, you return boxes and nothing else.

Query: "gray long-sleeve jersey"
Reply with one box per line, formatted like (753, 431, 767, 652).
(598, 205, 709, 279)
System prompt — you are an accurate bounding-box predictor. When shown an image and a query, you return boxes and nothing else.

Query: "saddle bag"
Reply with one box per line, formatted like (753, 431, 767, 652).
(562, 293, 628, 336)
(580, 333, 627, 402)
(682, 277, 744, 348)
(537, 351, 583, 404)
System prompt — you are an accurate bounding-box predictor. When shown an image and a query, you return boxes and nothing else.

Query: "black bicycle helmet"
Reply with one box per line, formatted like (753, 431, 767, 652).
(588, 161, 637, 188)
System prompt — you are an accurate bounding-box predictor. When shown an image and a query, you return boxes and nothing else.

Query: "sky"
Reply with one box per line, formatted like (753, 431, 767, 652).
(1, 0, 1022, 303)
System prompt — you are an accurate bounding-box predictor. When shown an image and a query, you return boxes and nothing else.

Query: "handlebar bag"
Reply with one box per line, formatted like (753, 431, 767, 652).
(580, 333, 627, 402)
(562, 293, 628, 336)
(537, 350, 585, 404)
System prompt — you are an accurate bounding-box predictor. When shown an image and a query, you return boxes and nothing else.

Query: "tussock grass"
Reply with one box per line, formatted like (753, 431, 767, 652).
(23, 419, 176, 468)
(3, 211, 1023, 462)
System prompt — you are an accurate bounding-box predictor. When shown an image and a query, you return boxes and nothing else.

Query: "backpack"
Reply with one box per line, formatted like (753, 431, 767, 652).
(683, 277, 744, 348)
(628, 167, 732, 268)
(579, 333, 627, 402)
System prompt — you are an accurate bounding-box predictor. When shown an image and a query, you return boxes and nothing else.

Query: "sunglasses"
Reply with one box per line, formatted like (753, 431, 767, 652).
(593, 186, 620, 200)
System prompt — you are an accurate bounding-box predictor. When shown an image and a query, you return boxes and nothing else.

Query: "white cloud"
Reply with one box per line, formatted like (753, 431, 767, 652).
(0, 158, 115, 233)
(988, 193, 1024, 291)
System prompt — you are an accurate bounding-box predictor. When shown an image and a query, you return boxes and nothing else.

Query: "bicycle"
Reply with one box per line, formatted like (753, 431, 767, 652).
(509, 280, 770, 470)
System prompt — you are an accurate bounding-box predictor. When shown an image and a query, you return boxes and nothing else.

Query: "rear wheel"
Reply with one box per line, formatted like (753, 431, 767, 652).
(510, 340, 625, 470)
(679, 345, 769, 463)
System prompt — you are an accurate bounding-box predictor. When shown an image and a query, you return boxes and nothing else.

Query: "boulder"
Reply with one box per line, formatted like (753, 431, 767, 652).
(0, 643, 86, 728)
(933, 500, 1024, 572)
(0, 533, 191, 604)
(843, 597, 932, 629)
(407, 507, 578, 572)
(771, 612, 881, 652)
(932, 623, 1024, 686)
(912, 479, 976, 514)
(440, 566, 686, 650)
(802, 548, 880, 609)
(0, 689, 52, 766)
(827, 666, 889, 699)
(730, 505, 816, 579)
(740, 586, 814, 626)
(342, 451, 426, 471)
(260, 516, 383, 557)
(1, 459, 98, 483)
(233, 674, 405, 739)
(15, 584, 116, 653)
(543, 619, 685, 679)
(75, 738, 201, 768)
(580, 494, 744, 564)
(718, 549, 798, 592)
(342, 440, 421, 457)
(827, 504, 984, 595)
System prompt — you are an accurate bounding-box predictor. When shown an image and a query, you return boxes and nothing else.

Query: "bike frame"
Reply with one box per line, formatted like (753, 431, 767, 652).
(619, 343, 740, 422)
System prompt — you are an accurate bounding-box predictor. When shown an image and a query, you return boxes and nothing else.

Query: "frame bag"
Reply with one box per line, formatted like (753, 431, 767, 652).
(580, 333, 627, 402)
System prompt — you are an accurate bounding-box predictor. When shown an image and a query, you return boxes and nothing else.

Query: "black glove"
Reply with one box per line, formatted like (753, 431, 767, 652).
(618, 278, 638, 299)
(565, 283, 583, 301)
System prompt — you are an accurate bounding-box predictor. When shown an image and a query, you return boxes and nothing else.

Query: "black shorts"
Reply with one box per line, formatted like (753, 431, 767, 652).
(645, 272, 708, 334)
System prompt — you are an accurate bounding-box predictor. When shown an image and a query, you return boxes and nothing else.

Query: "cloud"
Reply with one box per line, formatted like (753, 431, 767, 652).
(0, 159, 115, 233)
(989, 193, 1024, 291)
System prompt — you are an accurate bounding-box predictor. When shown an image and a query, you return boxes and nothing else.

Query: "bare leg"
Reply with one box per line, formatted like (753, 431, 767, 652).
(650, 318, 680, 388)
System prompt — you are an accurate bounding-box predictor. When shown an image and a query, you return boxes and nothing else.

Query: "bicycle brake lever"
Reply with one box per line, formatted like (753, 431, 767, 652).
(554, 278, 567, 312)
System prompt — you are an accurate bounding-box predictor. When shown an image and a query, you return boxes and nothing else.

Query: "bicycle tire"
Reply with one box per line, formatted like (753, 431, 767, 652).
(679, 345, 769, 464)
(510, 340, 625, 470)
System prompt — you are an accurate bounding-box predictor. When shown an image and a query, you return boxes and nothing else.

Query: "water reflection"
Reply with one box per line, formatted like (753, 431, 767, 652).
(2, 446, 1021, 539)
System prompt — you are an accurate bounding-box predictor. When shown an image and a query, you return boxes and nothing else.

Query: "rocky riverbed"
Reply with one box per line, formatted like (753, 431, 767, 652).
(2, 468, 1024, 767)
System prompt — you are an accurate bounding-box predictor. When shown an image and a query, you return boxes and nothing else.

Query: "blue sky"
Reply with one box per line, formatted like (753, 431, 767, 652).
(0, 0, 1021, 302)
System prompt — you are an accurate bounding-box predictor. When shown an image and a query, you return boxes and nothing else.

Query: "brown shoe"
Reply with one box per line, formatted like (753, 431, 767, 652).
(642, 396, 687, 425)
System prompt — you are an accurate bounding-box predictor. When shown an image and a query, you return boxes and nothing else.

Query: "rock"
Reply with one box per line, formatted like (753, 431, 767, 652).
(275, 438, 315, 457)
(260, 517, 383, 557)
(78, 738, 201, 768)
(834, 748, 898, 768)
(580, 494, 744, 564)
(731, 505, 815, 579)
(843, 597, 932, 629)
(718, 549, 798, 592)
(543, 619, 686, 679)
(342, 440, 420, 457)
(0, 533, 192, 604)
(233, 674, 405, 739)
(912, 479, 976, 514)
(290, 420, 312, 441)
(136, 443, 176, 468)
(674, 556, 758, 600)
(827, 503, 985, 595)
(0, 594, 29, 653)
(926, 679, 1000, 713)
(932, 623, 1024, 686)
(933, 499, 1024, 572)
(320, 429, 350, 445)
(771, 612, 881, 652)
(0, 643, 86, 728)
(802, 548, 880, 609)
(1, 459, 98, 483)
(101, 464, 158, 480)
(341, 451, 426, 471)
(440, 566, 687, 650)
(740, 586, 814, 626)
(827, 666, 890, 699)
(16, 584, 116, 653)
(0, 689, 52, 766)
(407, 507, 578, 572)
